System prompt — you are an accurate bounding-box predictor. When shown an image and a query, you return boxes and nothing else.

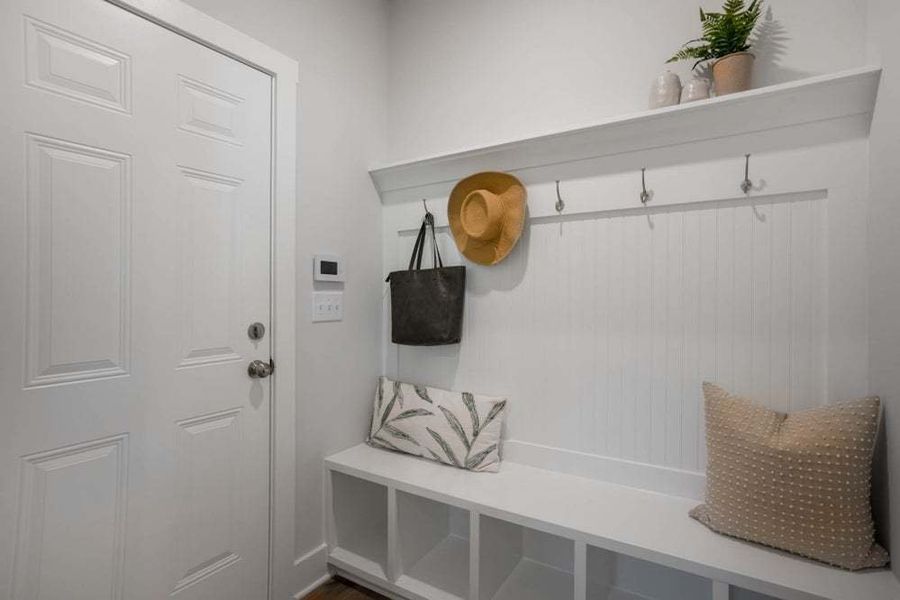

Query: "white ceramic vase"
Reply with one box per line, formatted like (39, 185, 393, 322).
(682, 77, 711, 102)
(648, 70, 682, 109)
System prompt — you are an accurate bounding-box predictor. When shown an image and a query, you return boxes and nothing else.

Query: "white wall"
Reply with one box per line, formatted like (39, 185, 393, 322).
(181, 0, 389, 594)
(386, 0, 868, 162)
(866, 0, 900, 574)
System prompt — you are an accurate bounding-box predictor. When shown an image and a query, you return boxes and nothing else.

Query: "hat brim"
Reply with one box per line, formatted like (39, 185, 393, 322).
(448, 172, 527, 266)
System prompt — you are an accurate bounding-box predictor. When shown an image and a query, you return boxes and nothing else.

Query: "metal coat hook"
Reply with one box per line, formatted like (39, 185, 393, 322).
(422, 198, 434, 224)
(555, 180, 565, 213)
(740, 154, 753, 194)
(640, 168, 650, 205)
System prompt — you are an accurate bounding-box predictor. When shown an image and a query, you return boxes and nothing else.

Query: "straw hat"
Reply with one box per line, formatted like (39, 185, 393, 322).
(448, 172, 527, 266)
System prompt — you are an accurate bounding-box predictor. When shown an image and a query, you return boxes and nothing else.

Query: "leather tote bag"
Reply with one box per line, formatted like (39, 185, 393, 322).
(386, 214, 466, 345)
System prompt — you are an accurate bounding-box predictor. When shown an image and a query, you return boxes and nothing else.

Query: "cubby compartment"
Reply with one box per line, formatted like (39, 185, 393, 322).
(330, 471, 389, 578)
(731, 588, 779, 600)
(479, 516, 574, 600)
(395, 492, 470, 600)
(586, 546, 712, 600)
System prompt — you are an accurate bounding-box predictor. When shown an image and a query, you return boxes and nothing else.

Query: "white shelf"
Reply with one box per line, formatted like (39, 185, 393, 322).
(587, 545, 714, 600)
(370, 67, 881, 203)
(492, 559, 574, 600)
(327, 444, 900, 600)
(395, 490, 470, 599)
(330, 546, 387, 581)
(397, 535, 470, 600)
(329, 471, 388, 578)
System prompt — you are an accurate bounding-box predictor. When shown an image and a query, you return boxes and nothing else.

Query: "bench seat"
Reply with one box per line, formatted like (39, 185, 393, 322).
(325, 444, 899, 600)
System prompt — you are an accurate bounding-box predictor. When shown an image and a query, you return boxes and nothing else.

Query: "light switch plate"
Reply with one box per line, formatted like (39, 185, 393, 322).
(312, 291, 343, 322)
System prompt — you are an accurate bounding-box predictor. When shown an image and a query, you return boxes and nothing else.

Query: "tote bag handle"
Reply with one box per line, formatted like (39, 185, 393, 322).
(407, 213, 443, 271)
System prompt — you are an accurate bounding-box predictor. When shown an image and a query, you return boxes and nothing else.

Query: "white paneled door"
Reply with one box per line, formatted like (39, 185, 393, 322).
(0, 1, 273, 599)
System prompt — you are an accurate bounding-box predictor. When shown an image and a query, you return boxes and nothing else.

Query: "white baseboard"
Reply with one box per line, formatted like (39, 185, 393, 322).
(291, 543, 330, 599)
(503, 439, 706, 500)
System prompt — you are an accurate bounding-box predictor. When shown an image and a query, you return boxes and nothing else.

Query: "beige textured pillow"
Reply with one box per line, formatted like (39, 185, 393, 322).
(691, 382, 888, 570)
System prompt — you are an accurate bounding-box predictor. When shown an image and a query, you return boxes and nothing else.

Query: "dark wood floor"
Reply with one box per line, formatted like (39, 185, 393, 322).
(302, 576, 388, 600)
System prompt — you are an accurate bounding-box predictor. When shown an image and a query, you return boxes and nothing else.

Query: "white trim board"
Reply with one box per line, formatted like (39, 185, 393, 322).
(370, 67, 880, 204)
(327, 444, 900, 600)
(503, 440, 705, 501)
(105, 2, 300, 599)
(292, 573, 332, 600)
(383, 140, 852, 230)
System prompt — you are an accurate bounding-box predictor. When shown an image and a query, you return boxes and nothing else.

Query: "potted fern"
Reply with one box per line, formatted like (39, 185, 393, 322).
(668, 0, 763, 95)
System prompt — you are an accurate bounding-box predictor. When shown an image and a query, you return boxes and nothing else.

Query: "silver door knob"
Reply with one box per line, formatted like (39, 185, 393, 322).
(247, 359, 274, 379)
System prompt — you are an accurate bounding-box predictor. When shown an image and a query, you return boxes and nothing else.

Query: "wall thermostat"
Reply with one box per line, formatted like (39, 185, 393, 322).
(313, 254, 345, 282)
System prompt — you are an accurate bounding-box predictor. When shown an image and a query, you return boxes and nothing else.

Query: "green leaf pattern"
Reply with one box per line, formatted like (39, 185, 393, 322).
(379, 392, 398, 428)
(466, 443, 498, 470)
(439, 405, 470, 451)
(376, 377, 384, 412)
(393, 380, 404, 408)
(462, 392, 480, 435)
(482, 400, 507, 432)
(367, 378, 507, 472)
(414, 385, 433, 403)
(384, 424, 420, 446)
(391, 408, 433, 421)
(427, 427, 461, 467)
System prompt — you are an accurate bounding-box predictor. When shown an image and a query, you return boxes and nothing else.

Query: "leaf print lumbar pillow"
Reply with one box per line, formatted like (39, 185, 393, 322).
(367, 377, 508, 472)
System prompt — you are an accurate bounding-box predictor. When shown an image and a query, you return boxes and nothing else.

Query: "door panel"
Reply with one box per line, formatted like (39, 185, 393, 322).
(172, 408, 243, 595)
(11, 435, 129, 600)
(176, 166, 244, 369)
(0, 2, 272, 599)
(24, 16, 132, 114)
(24, 133, 132, 388)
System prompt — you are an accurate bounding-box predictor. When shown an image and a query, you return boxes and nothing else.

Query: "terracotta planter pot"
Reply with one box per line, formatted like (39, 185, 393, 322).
(712, 52, 754, 95)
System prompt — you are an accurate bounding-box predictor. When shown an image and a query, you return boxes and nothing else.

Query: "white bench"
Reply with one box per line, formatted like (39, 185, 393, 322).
(325, 444, 899, 600)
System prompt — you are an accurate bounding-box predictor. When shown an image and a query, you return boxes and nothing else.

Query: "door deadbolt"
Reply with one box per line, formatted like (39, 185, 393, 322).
(248, 359, 274, 379)
(248, 322, 266, 341)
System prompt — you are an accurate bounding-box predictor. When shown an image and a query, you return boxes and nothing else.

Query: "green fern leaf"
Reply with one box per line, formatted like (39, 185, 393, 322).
(669, 0, 762, 66)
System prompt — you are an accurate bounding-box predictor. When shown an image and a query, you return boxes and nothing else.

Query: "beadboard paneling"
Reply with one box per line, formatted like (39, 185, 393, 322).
(387, 194, 831, 474)
(382, 140, 869, 479)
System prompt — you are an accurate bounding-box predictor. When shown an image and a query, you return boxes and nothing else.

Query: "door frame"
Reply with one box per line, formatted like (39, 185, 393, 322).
(102, 1, 299, 598)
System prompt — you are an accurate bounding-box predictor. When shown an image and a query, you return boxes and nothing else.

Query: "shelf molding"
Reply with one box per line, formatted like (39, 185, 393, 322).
(370, 66, 881, 204)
